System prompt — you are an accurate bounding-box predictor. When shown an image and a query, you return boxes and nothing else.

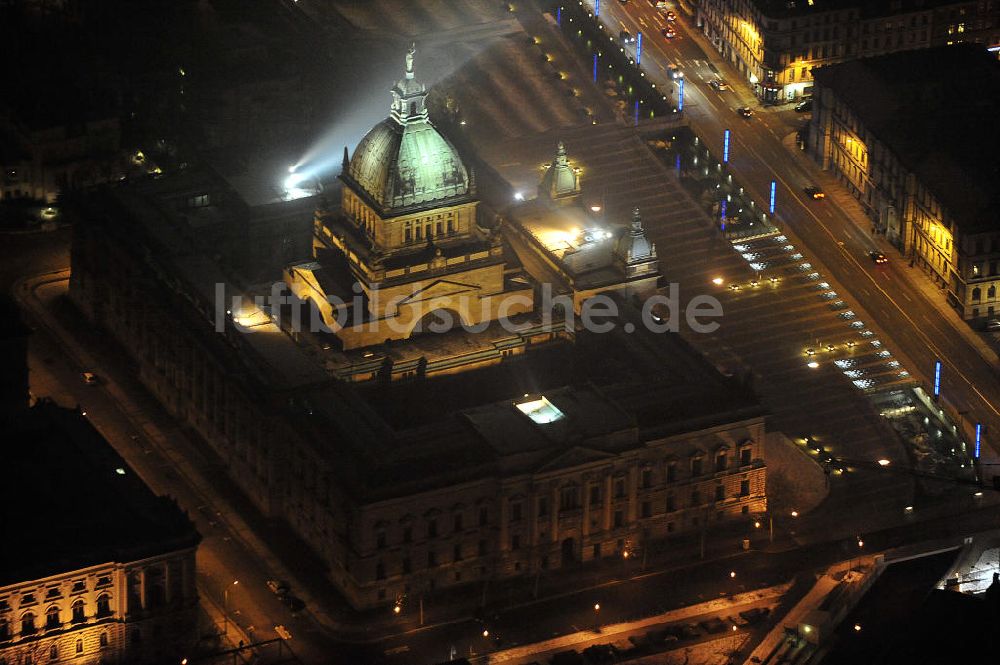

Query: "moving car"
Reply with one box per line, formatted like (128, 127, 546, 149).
(665, 10, 677, 20)
(709, 78, 729, 90)
(868, 250, 888, 264)
(986, 319, 1000, 332)
(619, 29, 635, 44)
(267, 579, 290, 595)
(667, 64, 683, 79)
(795, 99, 813, 112)
(738, 107, 753, 118)
(661, 27, 676, 39)
(804, 186, 825, 199)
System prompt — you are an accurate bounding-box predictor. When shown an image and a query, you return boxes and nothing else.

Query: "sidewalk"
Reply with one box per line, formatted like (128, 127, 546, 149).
(777, 132, 1000, 370)
(489, 583, 790, 664)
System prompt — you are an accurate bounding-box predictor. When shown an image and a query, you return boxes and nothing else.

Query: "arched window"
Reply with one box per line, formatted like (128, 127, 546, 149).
(96, 593, 111, 617)
(99, 631, 109, 647)
(20, 612, 35, 635)
(76, 639, 84, 654)
(72, 599, 85, 623)
(989, 285, 996, 299)
(972, 287, 981, 302)
(49, 644, 58, 661)
(46, 605, 61, 629)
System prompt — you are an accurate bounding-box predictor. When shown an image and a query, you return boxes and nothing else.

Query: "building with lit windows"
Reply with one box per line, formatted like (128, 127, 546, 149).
(68, 48, 767, 612)
(808, 45, 1000, 323)
(0, 302, 201, 665)
(697, 0, 1000, 102)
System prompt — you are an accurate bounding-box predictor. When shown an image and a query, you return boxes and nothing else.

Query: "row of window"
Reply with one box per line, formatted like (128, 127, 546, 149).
(2, 577, 112, 611)
(0, 595, 114, 640)
(373, 479, 756, 579)
(0, 632, 110, 665)
(402, 219, 456, 243)
(374, 450, 755, 548)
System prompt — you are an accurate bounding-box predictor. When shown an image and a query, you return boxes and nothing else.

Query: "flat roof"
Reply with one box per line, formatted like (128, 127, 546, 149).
(813, 45, 1000, 234)
(1, 402, 199, 585)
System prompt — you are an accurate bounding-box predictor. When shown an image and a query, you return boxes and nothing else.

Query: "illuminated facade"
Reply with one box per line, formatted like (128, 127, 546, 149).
(0, 310, 200, 665)
(285, 47, 533, 349)
(809, 45, 1000, 322)
(697, 0, 1000, 102)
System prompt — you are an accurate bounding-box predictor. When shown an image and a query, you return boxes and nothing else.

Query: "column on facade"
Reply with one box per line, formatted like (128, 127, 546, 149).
(627, 465, 638, 524)
(549, 483, 559, 544)
(581, 478, 591, 538)
(499, 495, 509, 552)
(602, 474, 612, 531)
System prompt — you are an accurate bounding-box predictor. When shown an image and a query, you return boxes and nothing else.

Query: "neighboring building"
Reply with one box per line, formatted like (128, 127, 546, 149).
(0, 113, 122, 203)
(69, 49, 767, 611)
(0, 301, 201, 665)
(697, 0, 1000, 102)
(808, 45, 1000, 322)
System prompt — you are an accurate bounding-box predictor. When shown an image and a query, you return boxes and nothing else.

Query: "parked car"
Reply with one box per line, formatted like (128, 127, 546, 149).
(267, 579, 290, 596)
(985, 319, 1000, 332)
(869, 250, 888, 264)
(738, 107, 754, 118)
(680, 624, 701, 639)
(804, 186, 825, 199)
(700, 617, 728, 634)
(82, 372, 99, 386)
(795, 99, 813, 112)
(739, 607, 771, 624)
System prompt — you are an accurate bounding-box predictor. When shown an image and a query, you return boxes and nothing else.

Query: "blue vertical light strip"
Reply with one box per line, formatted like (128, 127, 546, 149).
(675, 153, 681, 173)
(593, 53, 598, 82)
(595, 0, 600, 17)
(678, 77, 684, 111)
(723, 129, 730, 163)
(634, 100, 639, 125)
(720, 199, 727, 231)
(557, 6, 562, 24)
(975, 423, 982, 459)
(933, 359, 942, 397)
(636, 32, 643, 64)
(769, 180, 776, 214)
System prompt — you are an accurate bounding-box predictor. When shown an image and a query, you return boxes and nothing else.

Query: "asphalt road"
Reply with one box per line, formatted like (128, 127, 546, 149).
(607, 0, 1000, 459)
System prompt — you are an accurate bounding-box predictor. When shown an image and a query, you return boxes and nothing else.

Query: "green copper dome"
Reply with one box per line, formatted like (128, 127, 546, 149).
(345, 46, 472, 215)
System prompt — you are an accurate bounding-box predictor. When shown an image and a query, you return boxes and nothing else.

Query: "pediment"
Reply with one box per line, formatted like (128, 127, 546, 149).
(396, 279, 482, 305)
(535, 445, 617, 474)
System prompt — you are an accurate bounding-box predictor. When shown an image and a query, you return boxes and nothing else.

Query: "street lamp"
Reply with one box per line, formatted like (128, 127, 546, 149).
(223, 580, 238, 637)
(593, 602, 601, 632)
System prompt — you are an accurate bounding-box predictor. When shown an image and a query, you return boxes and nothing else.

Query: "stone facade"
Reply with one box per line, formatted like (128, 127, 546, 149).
(0, 552, 198, 665)
(697, 0, 1000, 102)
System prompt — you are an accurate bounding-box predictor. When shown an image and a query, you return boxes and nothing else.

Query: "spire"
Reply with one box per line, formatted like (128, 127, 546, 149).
(390, 44, 428, 125)
(342, 146, 350, 172)
(405, 43, 416, 80)
(538, 140, 580, 202)
(630, 207, 643, 235)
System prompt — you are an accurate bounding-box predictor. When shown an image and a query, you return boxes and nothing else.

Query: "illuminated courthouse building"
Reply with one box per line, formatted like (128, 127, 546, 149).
(69, 49, 767, 611)
(697, 0, 1000, 102)
(808, 45, 1000, 322)
(0, 303, 200, 665)
(285, 47, 534, 349)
